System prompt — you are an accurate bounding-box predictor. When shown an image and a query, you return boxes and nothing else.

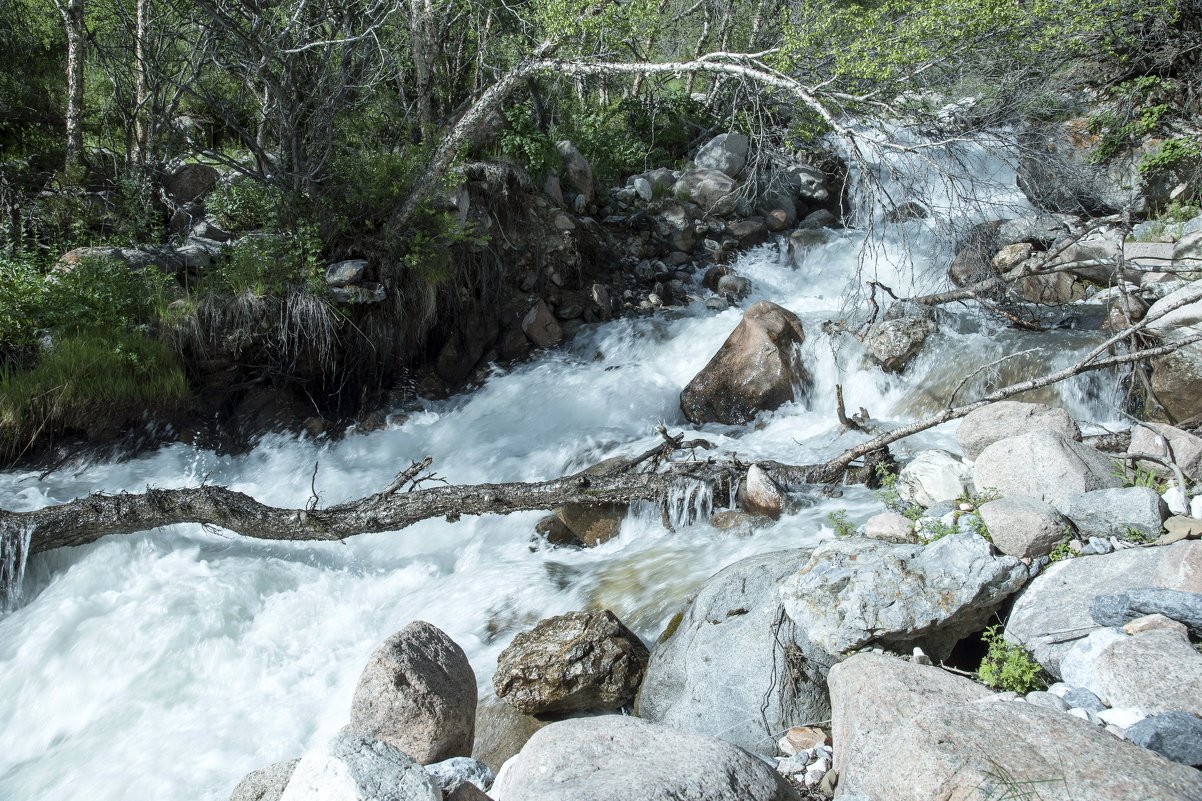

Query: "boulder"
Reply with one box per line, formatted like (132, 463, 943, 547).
(1145, 282, 1202, 421)
(1062, 627, 1202, 716)
(492, 610, 649, 715)
(781, 160, 829, 203)
(231, 760, 299, 801)
(897, 449, 974, 508)
(1015, 270, 1088, 305)
(279, 729, 442, 801)
(779, 533, 1027, 660)
(425, 757, 494, 798)
(727, 217, 769, 248)
(637, 549, 834, 752)
(1016, 118, 1151, 214)
(326, 260, 367, 287)
(1127, 712, 1202, 767)
(866, 305, 937, 373)
(694, 133, 750, 179)
(673, 169, 739, 216)
(1004, 540, 1202, 676)
(679, 301, 810, 425)
(973, 429, 1123, 506)
(349, 621, 477, 764)
(489, 716, 801, 801)
(738, 464, 785, 519)
(1130, 422, 1202, 481)
(522, 300, 563, 348)
(1090, 588, 1202, 636)
(165, 163, 221, 203)
(555, 141, 593, 203)
(978, 495, 1071, 559)
(471, 696, 548, 773)
(1059, 486, 1168, 538)
(863, 512, 917, 543)
(955, 401, 1081, 460)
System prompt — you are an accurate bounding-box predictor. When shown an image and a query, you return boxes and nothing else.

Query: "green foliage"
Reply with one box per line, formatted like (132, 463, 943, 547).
(1113, 460, 1168, 494)
(1047, 537, 1075, 563)
(1119, 526, 1154, 544)
(499, 103, 561, 179)
(918, 517, 959, 543)
(965, 513, 992, 542)
(1088, 76, 1179, 162)
(209, 225, 325, 297)
(207, 179, 286, 232)
(977, 625, 1045, 693)
(874, 462, 923, 519)
(827, 510, 855, 537)
(1138, 136, 1202, 178)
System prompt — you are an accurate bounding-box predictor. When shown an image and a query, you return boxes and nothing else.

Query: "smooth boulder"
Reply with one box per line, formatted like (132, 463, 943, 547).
(1063, 628, 1202, 716)
(673, 169, 739, 216)
(973, 429, 1123, 506)
(955, 401, 1081, 460)
(1130, 422, 1202, 481)
(866, 302, 937, 373)
(349, 621, 477, 764)
(679, 301, 811, 425)
(978, 495, 1071, 559)
(780, 533, 1027, 659)
(897, 449, 974, 508)
(492, 610, 649, 715)
(1059, 486, 1168, 538)
(694, 133, 749, 178)
(279, 729, 441, 801)
(489, 716, 801, 801)
(230, 760, 299, 801)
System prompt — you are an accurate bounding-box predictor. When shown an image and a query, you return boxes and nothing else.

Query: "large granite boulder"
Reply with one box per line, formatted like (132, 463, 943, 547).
(489, 716, 801, 801)
(492, 610, 649, 715)
(973, 429, 1123, 506)
(1130, 422, 1202, 481)
(1061, 627, 1202, 716)
(955, 401, 1081, 460)
(279, 729, 441, 801)
(1145, 281, 1202, 422)
(165, 163, 221, 203)
(978, 495, 1072, 559)
(349, 622, 477, 764)
(556, 141, 593, 203)
(897, 449, 974, 508)
(694, 133, 749, 178)
(673, 169, 740, 216)
(779, 533, 1027, 660)
(679, 301, 811, 425)
(471, 695, 548, 773)
(866, 303, 937, 373)
(1059, 486, 1168, 538)
(637, 549, 833, 753)
(230, 760, 299, 801)
(1004, 540, 1202, 676)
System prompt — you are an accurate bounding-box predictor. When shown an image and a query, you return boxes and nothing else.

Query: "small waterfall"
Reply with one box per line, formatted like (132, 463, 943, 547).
(0, 520, 32, 613)
(664, 478, 714, 529)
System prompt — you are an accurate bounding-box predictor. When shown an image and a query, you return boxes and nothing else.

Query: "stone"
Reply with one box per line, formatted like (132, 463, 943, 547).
(778, 726, 827, 756)
(1025, 690, 1069, 713)
(1059, 486, 1168, 538)
(349, 621, 477, 765)
(694, 133, 750, 179)
(955, 401, 1081, 460)
(863, 512, 917, 543)
(973, 429, 1123, 506)
(679, 301, 811, 425)
(279, 729, 441, 801)
(1130, 423, 1202, 481)
(780, 533, 1027, 660)
(552, 503, 625, 547)
(1090, 588, 1202, 637)
(1124, 612, 1191, 638)
(556, 141, 593, 203)
(637, 549, 834, 752)
(425, 757, 494, 797)
(521, 300, 563, 348)
(1064, 627, 1202, 715)
(631, 176, 653, 201)
(978, 496, 1071, 559)
(1005, 541, 1202, 675)
(993, 242, 1033, 269)
(231, 760, 299, 801)
(673, 169, 740, 216)
(325, 259, 367, 287)
(489, 716, 801, 801)
(1127, 712, 1202, 767)
(800, 209, 837, 228)
(728, 217, 769, 247)
(471, 696, 547, 773)
(897, 449, 974, 508)
(866, 312, 937, 373)
(781, 160, 829, 203)
(739, 465, 785, 519)
(1162, 515, 1202, 542)
(831, 654, 1202, 801)
(1062, 686, 1108, 714)
(492, 610, 649, 715)
(1099, 706, 1147, 729)
(1017, 118, 1152, 214)
(716, 274, 751, 299)
(165, 163, 221, 203)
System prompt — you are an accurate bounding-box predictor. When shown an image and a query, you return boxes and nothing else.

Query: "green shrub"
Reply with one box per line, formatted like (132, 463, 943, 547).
(206, 225, 324, 297)
(977, 625, 1045, 693)
(1138, 136, 1202, 178)
(827, 509, 855, 537)
(499, 102, 561, 179)
(1047, 537, 1075, 563)
(207, 179, 286, 231)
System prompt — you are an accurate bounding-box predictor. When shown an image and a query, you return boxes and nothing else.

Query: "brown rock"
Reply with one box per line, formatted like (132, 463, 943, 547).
(521, 300, 563, 348)
(680, 301, 812, 425)
(165, 163, 221, 203)
(472, 696, 548, 773)
(739, 464, 785, 519)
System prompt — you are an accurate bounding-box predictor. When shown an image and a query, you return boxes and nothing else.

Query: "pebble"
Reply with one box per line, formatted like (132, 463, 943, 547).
(1069, 707, 1103, 725)
(1063, 687, 1106, 713)
(777, 726, 827, 756)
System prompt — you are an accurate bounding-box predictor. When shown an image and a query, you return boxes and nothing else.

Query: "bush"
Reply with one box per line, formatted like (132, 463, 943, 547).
(206, 179, 287, 231)
(208, 225, 324, 296)
(977, 625, 1045, 693)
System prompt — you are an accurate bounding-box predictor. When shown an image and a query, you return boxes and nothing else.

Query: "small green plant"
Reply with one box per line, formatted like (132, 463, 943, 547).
(1138, 136, 1202, 177)
(1112, 461, 1168, 495)
(499, 103, 561, 179)
(965, 513, 992, 542)
(1119, 526, 1153, 544)
(977, 625, 1045, 693)
(827, 510, 855, 537)
(1047, 537, 1075, 563)
(874, 462, 922, 519)
(917, 517, 958, 543)
(206, 179, 286, 232)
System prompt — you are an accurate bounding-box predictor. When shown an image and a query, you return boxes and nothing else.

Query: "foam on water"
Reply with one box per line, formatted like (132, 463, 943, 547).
(0, 140, 1127, 800)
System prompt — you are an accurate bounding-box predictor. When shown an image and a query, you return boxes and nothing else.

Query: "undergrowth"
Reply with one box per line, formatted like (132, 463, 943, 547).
(977, 625, 1045, 693)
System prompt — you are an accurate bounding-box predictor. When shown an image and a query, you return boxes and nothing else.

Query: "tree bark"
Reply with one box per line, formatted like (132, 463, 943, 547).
(54, 0, 87, 173)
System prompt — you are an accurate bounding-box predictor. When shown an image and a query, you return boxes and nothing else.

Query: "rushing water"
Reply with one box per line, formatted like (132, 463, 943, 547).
(0, 143, 1127, 801)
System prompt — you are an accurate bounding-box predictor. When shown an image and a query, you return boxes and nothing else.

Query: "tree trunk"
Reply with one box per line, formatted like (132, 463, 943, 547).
(56, 0, 87, 174)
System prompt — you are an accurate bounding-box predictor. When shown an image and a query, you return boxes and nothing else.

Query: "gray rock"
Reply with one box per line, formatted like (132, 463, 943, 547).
(978, 496, 1071, 559)
(739, 464, 785, 519)
(679, 301, 811, 425)
(1005, 540, 1202, 676)
(555, 141, 593, 203)
(637, 549, 834, 753)
(955, 401, 1081, 460)
(489, 716, 801, 801)
(1090, 588, 1202, 636)
(973, 429, 1123, 506)
(1092, 629, 1202, 716)
(425, 757, 494, 795)
(471, 695, 547, 773)
(779, 533, 1027, 660)
(1127, 712, 1202, 767)
(866, 314, 937, 373)
(897, 449, 974, 508)
(165, 163, 221, 203)
(522, 300, 563, 349)
(1059, 487, 1167, 538)
(492, 610, 649, 715)
(1025, 690, 1069, 713)
(673, 169, 740, 216)
(1129, 422, 1202, 482)
(863, 512, 917, 543)
(716, 274, 751, 299)
(694, 133, 750, 178)
(781, 161, 829, 203)
(799, 209, 837, 228)
(230, 760, 299, 801)
(325, 259, 367, 287)
(349, 621, 477, 765)
(279, 729, 441, 801)
(1063, 687, 1107, 714)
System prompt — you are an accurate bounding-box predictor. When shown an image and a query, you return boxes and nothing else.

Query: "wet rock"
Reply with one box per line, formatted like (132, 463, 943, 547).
(1090, 588, 1202, 636)
(425, 757, 494, 798)
(716, 274, 751, 299)
(897, 449, 974, 508)
(165, 163, 221, 203)
(863, 512, 917, 543)
(471, 696, 548, 773)
(556, 141, 593, 203)
(521, 300, 564, 348)
(799, 209, 837, 228)
(1015, 270, 1088, 305)
(490, 715, 801, 801)
(325, 260, 368, 287)
(780, 533, 1027, 660)
(679, 301, 811, 425)
(1005, 541, 1202, 676)
(1129, 422, 1202, 481)
(279, 728, 441, 801)
(955, 401, 1081, 460)
(866, 304, 937, 373)
(492, 610, 649, 715)
(673, 169, 739, 216)
(739, 464, 785, 519)
(637, 549, 833, 752)
(1059, 486, 1167, 538)
(349, 621, 477, 765)
(231, 759, 299, 801)
(535, 514, 582, 547)
(552, 503, 625, 546)
(978, 495, 1071, 559)
(973, 429, 1123, 506)
(727, 217, 769, 247)
(1127, 712, 1202, 767)
(781, 160, 829, 203)
(694, 133, 750, 179)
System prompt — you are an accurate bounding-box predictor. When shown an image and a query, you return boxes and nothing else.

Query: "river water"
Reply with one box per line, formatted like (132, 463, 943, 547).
(0, 143, 1124, 800)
